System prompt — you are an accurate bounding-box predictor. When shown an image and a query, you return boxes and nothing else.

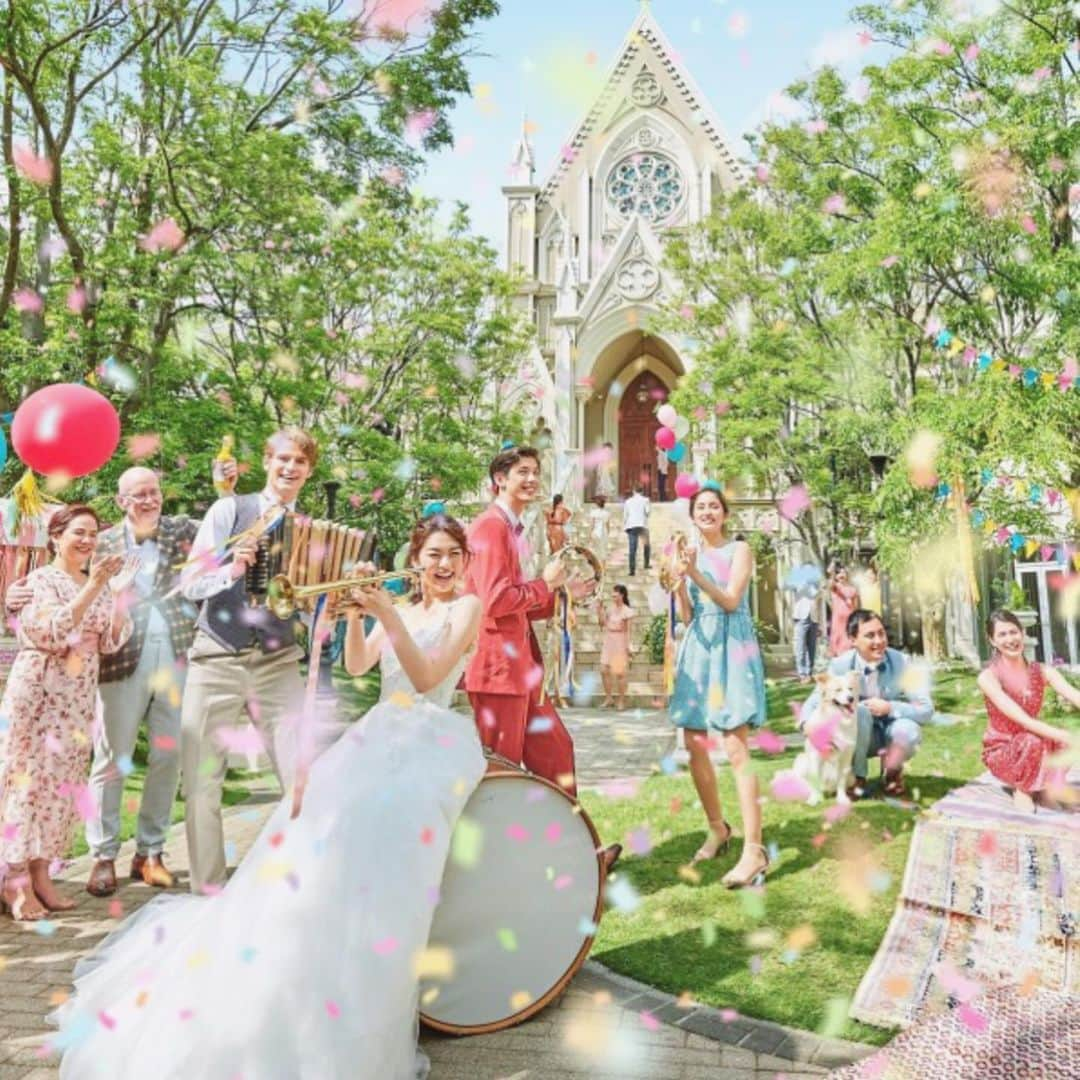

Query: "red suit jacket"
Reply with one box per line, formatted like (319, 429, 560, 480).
(464, 504, 555, 696)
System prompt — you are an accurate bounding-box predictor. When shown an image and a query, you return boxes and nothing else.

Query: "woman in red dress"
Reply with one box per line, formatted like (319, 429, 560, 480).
(977, 609, 1077, 813)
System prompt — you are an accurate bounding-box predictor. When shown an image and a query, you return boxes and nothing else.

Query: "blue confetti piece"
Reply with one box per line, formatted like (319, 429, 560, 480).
(577, 917, 599, 935)
(117, 754, 134, 777)
(240, 946, 257, 963)
(527, 714, 554, 734)
(49, 1012, 96, 1052)
(659, 755, 678, 776)
(224, 841, 237, 863)
(34, 918, 57, 936)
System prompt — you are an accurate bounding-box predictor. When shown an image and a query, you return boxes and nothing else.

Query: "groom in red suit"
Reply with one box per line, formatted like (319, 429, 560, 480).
(464, 445, 587, 794)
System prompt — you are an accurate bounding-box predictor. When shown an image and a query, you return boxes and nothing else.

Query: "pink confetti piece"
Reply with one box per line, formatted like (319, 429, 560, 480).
(880, 254, 899, 268)
(957, 1003, 988, 1033)
(178, 1009, 194, 1021)
(823, 802, 852, 824)
(98, 1010, 116, 1030)
(373, 937, 399, 956)
(822, 193, 847, 215)
(806, 712, 840, 755)
(544, 822, 562, 844)
(66, 286, 87, 314)
(108, 899, 124, 919)
(506, 824, 530, 843)
(13, 144, 53, 185)
(366, 0, 438, 34)
(804, 118, 828, 135)
(553, 874, 573, 890)
(626, 827, 651, 856)
(1020, 214, 1037, 235)
(139, 218, 185, 254)
(325, 999, 341, 1019)
(771, 770, 813, 802)
(13, 288, 43, 314)
(126, 433, 161, 461)
(778, 485, 811, 522)
(964, 43, 980, 61)
(639, 1010, 660, 1031)
(404, 108, 437, 145)
(720, 1008, 739, 1022)
(153, 735, 177, 752)
(750, 729, 787, 756)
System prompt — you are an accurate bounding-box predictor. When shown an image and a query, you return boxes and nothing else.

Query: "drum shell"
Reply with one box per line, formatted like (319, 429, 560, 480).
(419, 756, 605, 1036)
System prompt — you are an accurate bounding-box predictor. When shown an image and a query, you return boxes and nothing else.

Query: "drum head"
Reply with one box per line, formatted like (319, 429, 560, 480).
(419, 769, 603, 1034)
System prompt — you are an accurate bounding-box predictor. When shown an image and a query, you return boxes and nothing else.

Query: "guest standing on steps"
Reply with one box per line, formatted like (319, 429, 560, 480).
(622, 484, 651, 576)
(668, 482, 768, 888)
(597, 584, 633, 710)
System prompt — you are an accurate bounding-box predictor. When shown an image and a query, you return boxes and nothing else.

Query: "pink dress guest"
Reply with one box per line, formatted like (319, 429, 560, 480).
(600, 606, 632, 676)
(829, 580, 859, 656)
(981, 660, 1065, 794)
(0, 565, 132, 866)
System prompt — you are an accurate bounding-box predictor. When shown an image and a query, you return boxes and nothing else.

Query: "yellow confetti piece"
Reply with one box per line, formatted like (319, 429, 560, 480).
(135, 990, 150, 1008)
(148, 668, 177, 694)
(450, 816, 483, 869)
(256, 859, 292, 882)
(48, 989, 68, 1006)
(884, 975, 912, 998)
(186, 950, 210, 970)
(677, 865, 701, 885)
(387, 690, 414, 708)
(420, 987, 440, 1006)
(413, 947, 455, 979)
(510, 990, 533, 1011)
(979, 284, 996, 303)
(746, 928, 779, 950)
(787, 924, 818, 952)
(914, 181, 933, 198)
(707, 684, 725, 710)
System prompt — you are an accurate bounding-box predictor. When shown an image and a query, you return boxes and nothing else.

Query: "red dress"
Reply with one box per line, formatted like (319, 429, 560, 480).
(981, 661, 1063, 794)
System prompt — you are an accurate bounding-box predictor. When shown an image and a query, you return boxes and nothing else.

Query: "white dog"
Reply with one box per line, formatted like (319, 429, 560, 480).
(793, 672, 861, 805)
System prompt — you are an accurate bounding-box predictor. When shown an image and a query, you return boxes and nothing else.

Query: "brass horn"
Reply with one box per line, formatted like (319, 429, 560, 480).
(658, 531, 689, 592)
(265, 569, 421, 620)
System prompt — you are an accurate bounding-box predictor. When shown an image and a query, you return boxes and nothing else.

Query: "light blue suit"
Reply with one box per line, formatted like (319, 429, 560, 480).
(802, 647, 933, 778)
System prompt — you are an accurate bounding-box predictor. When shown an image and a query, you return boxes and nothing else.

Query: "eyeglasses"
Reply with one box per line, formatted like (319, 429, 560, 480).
(123, 491, 161, 503)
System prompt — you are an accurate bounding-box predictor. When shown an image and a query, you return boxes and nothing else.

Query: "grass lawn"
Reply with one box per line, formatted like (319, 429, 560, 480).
(579, 665, 1073, 1046)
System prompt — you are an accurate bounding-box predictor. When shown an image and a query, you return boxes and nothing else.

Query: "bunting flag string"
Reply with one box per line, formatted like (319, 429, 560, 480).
(932, 326, 1080, 391)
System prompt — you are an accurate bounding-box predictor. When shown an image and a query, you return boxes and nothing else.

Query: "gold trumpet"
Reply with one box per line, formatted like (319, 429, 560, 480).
(265, 569, 421, 619)
(658, 531, 689, 592)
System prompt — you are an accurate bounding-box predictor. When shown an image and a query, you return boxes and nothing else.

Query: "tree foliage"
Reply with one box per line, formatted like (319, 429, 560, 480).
(662, 0, 1079, 577)
(0, 0, 524, 552)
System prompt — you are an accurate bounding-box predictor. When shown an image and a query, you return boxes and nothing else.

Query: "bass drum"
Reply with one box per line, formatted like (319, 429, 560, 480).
(418, 755, 605, 1034)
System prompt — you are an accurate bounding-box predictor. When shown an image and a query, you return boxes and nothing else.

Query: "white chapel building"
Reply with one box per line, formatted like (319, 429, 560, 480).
(502, 3, 744, 505)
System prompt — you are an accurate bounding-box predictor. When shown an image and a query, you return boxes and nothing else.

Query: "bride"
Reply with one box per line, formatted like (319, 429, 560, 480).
(53, 511, 486, 1079)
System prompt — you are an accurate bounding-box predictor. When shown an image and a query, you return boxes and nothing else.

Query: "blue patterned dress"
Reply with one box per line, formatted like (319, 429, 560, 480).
(670, 541, 767, 732)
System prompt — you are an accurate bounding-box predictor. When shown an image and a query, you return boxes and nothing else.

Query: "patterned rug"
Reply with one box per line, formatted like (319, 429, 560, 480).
(831, 985, 1077, 1079)
(849, 773, 1078, 1030)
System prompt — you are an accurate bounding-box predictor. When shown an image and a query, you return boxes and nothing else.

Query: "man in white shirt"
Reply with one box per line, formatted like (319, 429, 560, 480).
(622, 484, 651, 576)
(180, 427, 316, 893)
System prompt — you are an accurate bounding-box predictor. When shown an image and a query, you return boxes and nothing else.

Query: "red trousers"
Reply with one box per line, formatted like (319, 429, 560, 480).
(469, 691, 577, 798)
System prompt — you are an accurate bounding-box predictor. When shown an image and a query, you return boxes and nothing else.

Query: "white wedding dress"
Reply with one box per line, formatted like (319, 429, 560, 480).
(53, 599, 486, 1079)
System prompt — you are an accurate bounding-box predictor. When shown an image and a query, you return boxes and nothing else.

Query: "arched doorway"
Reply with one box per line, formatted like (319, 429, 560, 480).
(618, 370, 673, 499)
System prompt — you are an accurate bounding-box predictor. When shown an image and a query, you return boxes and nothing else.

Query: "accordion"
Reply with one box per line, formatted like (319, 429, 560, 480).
(245, 514, 372, 611)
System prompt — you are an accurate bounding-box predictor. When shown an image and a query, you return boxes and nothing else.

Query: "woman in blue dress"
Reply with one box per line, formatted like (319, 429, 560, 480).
(670, 483, 768, 887)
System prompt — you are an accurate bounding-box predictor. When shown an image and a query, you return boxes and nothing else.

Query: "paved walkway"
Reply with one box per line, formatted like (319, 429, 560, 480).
(0, 707, 875, 1079)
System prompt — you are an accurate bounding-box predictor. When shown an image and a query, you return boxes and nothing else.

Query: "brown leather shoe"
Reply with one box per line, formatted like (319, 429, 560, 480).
(87, 859, 117, 898)
(131, 854, 175, 888)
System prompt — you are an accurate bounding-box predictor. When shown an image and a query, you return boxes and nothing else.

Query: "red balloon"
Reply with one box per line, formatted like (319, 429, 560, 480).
(655, 426, 676, 451)
(11, 383, 120, 478)
(675, 474, 700, 500)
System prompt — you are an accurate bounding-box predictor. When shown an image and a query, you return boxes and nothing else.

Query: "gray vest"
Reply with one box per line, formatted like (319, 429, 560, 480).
(195, 494, 297, 654)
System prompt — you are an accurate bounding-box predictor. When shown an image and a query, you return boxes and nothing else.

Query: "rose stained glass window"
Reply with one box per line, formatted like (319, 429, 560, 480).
(606, 153, 685, 221)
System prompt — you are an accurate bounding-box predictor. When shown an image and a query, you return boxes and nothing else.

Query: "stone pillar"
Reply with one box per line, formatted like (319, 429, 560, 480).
(691, 439, 711, 482)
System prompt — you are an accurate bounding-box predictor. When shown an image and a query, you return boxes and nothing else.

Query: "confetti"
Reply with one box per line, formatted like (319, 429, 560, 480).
(497, 928, 518, 952)
(139, 218, 185, 254)
(412, 947, 455, 979)
(325, 999, 341, 1019)
(450, 816, 482, 869)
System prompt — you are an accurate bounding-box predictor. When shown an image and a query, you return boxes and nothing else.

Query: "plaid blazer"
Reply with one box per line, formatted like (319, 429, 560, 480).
(97, 514, 200, 684)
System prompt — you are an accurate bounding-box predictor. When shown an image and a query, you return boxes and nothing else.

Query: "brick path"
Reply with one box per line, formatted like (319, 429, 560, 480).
(0, 709, 875, 1079)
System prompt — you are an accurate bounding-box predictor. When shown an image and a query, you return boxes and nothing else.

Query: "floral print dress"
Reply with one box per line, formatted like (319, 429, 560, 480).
(0, 565, 132, 865)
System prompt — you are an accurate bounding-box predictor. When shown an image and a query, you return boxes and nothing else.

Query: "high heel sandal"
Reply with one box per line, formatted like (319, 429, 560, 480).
(721, 843, 770, 889)
(690, 820, 733, 865)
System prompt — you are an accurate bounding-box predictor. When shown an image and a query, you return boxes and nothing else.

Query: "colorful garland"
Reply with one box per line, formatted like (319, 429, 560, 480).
(933, 328, 1080, 391)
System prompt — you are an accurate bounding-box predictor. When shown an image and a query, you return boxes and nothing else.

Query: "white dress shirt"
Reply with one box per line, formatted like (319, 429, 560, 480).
(124, 521, 171, 639)
(622, 493, 650, 531)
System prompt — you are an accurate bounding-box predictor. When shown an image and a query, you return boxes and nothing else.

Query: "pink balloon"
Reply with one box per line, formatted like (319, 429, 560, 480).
(656, 404, 678, 428)
(655, 426, 676, 451)
(675, 474, 700, 499)
(11, 383, 121, 477)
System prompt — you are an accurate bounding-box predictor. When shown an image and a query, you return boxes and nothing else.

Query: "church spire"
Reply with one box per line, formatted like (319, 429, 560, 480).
(509, 114, 535, 185)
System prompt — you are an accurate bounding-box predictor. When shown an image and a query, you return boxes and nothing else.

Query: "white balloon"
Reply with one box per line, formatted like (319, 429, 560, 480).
(656, 404, 678, 428)
(673, 416, 691, 439)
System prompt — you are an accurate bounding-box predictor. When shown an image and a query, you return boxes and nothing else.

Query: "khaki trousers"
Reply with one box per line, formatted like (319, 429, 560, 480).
(180, 631, 303, 894)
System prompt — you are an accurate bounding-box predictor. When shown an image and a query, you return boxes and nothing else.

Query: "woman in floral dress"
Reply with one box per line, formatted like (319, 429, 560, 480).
(0, 505, 136, 920)
(977, 609, 1077, 813)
